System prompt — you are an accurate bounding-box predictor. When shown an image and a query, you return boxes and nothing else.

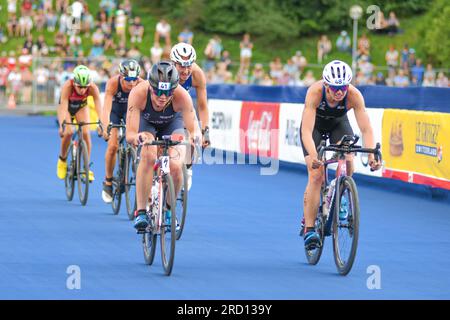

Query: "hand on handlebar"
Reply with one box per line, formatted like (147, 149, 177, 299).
(368, 154, 382, 171)
(311, 158, 323, 169)
(134, 132, 152, 146)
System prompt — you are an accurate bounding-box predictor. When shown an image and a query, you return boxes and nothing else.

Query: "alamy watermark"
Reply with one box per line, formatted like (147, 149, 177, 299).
(366, 5, 382, 30)
(366, 265, 382, 290)
(66, 265, 81, 290)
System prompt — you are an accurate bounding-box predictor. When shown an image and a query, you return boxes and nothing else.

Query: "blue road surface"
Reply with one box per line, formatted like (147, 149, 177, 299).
(0, 116, 449, 299)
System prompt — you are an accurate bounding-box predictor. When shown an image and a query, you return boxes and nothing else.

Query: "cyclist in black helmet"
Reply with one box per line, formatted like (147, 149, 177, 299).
(126, 61, 201, 230)
(101, 59, 144, 203)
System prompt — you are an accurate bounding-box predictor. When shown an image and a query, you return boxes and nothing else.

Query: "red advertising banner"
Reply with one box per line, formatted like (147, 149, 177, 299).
(239, 102, 280, 158)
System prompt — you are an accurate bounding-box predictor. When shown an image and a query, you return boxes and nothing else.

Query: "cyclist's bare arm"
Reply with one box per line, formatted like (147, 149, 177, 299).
(192, 65, 208, 130)
(126, 81, 147, 146)
(301, 83, 322, 162)
(57, 80, 71, 128)
(348, 87, 380, 170)
(101, 76, 118, 129)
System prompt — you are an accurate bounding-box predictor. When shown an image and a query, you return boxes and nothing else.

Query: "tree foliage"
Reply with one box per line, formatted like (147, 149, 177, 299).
(142, 0, 431, 42)
(420, 0, 450, 67)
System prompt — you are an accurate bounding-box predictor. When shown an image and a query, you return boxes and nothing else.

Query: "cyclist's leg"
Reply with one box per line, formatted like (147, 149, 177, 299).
(330, 117, 354, 176)
(74, 106, 92, 157)
(162, 119, 186, 197)
(300, 125, 324, 231)
(135, 120, 157, 213)
(59, 112, 74, 159)
(105, 109, 121, 183)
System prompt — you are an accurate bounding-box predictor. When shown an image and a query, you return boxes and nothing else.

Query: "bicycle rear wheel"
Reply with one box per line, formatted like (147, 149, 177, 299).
(112, 147, 124, 215)
(175, 164, 188, 240)
(160, 174, 177, 276)
(332, 176, 360, 276)
(125, 147, 137, 220)
(77, 140, 89, 206)
(65, 143, 76, 201)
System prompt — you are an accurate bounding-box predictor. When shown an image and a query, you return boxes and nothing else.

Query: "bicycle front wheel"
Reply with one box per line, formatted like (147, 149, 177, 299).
(125, 147, 137, 220)
(77, 140, 90, 206)
(175, 164, 188, 240)
(332, 176, 360, 276)
(160, 174, 177, 276)
(65, 143, 75, 201)
(112, 147, 124, 215)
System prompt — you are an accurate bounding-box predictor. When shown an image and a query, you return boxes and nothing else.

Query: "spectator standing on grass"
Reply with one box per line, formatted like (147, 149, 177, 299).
(46, 8, 58, 32)
(35, 35, 49, 57)
(150, 42, 163, 64)
(220, 50, 232, 71)
(8, 0, 17, 18)
(7, 14, 19, 38)
(317, 35, 332, 63)
(34, 9, 47, 32)
(130, 16, 145, 44)
(178, 26, 193, 44)
(385, 44, 399, 70)
(240, 33, 253, 73)
(115, 40, 128, 58)
(336, 31, 351, 53)
(424, 64, 435, 82)
(302, 71, 316, 87)
(115, 9, 127, 44)
(357, 33, 370, 57)
(436, 72, 449, 88)
(400, 44, 410, 69)
(411, 59, 425, 86)
(269, 57, 283, 84)
(250, 63, 265, 85)
(292, 51, 307, 75)
(155, 18, 171, 47)
(394, 69, 409, 87)
(374, 72, 386, 85)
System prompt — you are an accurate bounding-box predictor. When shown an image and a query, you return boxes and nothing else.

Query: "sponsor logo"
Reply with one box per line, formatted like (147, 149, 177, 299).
(285, 119, 301, 147)
(415, 121, 441, 160)
(212, 111, 232, 130)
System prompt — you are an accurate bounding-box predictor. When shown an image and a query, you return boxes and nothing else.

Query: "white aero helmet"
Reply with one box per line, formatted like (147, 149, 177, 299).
(322, 60, 352, 86)
(170, 43, 197, 67)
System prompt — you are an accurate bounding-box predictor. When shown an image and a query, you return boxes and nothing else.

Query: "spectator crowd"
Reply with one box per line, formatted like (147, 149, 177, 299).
(0, 2, 448, 106)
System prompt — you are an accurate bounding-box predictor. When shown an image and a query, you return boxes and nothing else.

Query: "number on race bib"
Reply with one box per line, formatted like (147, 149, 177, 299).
(158, 82, 171, 90)
(161, 156, 170, 174)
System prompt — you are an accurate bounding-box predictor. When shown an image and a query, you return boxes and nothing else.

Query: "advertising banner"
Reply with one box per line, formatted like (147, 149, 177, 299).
(382, 109, 450, 189)
(240, 102, 280, 159)
(208, 99, 242, 153)
(278, 103, 305, 164)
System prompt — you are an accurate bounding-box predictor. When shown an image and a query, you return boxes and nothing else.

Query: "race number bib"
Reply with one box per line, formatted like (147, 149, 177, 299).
(158, 82, 171, 90)
(161, 156, 170, 174)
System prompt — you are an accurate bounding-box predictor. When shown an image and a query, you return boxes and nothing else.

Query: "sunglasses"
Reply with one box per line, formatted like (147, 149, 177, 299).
(152, 86, 174, 97)
(124, 76, 138, 82)
(74, 84, 89, 89)
(328, 84, 349, 92)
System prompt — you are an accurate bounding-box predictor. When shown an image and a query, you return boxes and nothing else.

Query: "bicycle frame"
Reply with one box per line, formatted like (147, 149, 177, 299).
(319, 135, 381, 236)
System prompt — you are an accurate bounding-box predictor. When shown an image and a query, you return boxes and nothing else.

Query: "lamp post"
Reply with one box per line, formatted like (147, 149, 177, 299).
(350, 5, 363, 83)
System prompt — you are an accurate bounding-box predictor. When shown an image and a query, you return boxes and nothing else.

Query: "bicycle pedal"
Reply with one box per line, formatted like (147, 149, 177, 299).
(136, 229, 147, 234)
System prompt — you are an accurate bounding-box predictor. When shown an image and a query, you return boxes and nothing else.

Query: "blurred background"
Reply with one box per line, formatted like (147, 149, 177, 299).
(0, 0, 448, 111)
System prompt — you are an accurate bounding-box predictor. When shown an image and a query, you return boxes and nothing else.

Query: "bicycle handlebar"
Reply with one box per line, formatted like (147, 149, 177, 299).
(106, 123, 126, 136)
(318, 139, 382, 172)
(62, 120, 103, 136)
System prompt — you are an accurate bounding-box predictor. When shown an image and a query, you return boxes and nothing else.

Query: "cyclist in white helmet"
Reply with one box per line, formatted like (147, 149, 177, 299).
(170, 42, 209, 190)
(299, 60, 381, 250)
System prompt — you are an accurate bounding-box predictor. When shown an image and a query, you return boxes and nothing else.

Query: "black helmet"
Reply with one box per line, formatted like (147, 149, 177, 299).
(119, 59, 141, 78)
(147, 61, 179, 92)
